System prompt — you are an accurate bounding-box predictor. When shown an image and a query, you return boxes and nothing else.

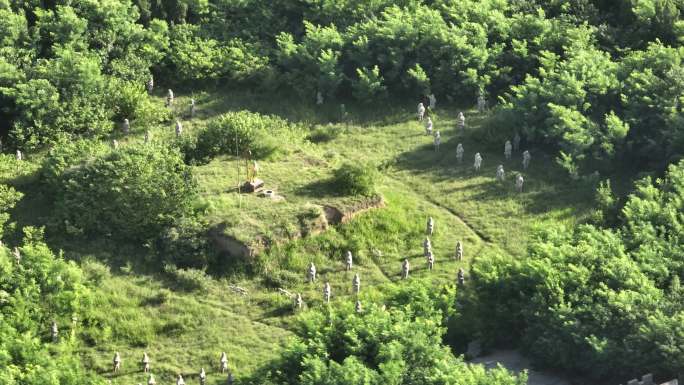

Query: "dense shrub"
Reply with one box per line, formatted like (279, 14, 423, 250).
(108, 79, 170, 126)
(274, 21, 345, 98)
(306, 126, 340, 143)
(497, 30, 623, 174)
(592, 179, 620, 224)
(1, 0, 682, 173)
(222, 38, 271, 82)
(41, 138, 111, 187)
(7, 48, 120, 149)
(165, 21, 270, 83)
(50, 144, 197, 242)
(332, 162, 379, 196)
(494, 33, 684, 176)
(167, 24, 229, 81)
(154, 216, 214, 269)
(156, 0, 681, 176)
(405, 63, 431, 95)
(0, 1, 169, 150)
(80, 258, 112, 286)
(0, 229, 104, 385)
(619, 42, 684, 165)
(0, 154, 30, 241)
(186, 110, 299, 164)
(468, 160, 684, 380)
(351, 65, 387, 102)
(0, 184, 21, 239)
(163, 264, 210, 293)
(248, 280, 525, 385)
(621, 160, 684, 283)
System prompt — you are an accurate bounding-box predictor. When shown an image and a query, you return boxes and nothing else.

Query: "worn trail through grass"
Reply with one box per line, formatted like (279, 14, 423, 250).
(386, 172, 494, 244)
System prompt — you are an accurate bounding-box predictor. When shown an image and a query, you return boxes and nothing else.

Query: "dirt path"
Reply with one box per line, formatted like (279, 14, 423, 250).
(384, 172, 493, 245)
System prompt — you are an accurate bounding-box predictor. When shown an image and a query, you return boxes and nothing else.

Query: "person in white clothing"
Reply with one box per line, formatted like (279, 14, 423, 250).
(474, 152, 482, 171)
(425, 117, 433, 135)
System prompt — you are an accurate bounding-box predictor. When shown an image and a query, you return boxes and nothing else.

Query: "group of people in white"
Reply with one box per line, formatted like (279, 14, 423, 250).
(109, 351, 233, 385)
(110, 82, 197, 151)
(417, 93, 530, 193)
(292, 203, 474, 319)
(123, 80, 196, 149)
(296, 215, 468, 312)
(106, 215, 470, 382)
(296, 255, 364, 313)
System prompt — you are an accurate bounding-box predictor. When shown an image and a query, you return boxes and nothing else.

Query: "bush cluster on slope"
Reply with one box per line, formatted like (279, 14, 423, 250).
(467, 160, 684, 380)
(0, 230, 104, 385)
(250, 281, 527, 385)
(45, 142, 197, 242)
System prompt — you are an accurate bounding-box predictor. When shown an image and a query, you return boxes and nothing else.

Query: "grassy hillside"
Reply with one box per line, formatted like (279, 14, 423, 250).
(3, 88, 595, 384)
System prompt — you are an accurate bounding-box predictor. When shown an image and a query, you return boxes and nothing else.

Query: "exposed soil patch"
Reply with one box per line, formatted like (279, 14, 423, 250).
(209, 224, 267, 259)
(323, 195, 385, 225)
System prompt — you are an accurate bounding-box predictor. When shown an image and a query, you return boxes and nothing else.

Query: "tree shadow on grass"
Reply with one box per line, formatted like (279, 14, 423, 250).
(7, 185, 53, 238)
(394, 133, 499, 178)
(6, 174, 254, 285)
(171, 85, 421, 128)
(2, 170, 156, 264)
(441, 175, 594, 217)
(392, 129, 596, 217)
(258, 303, 295, 320)
(294, 178, 339, 199)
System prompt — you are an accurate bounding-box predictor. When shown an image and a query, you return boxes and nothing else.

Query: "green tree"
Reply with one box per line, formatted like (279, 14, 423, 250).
(168, 23, 228, 80)
(332, 162, 380, 196)
(468, 161, 684, 379)
(498, 30, 622, 174)
(250, 281, 525, 385)
(186, 110, 300, 164)
(49, 143, 197, 242)
(352, 65, 387, 101)
(619, 42, 684, 165)
(0, 183, 22, 239)
(275, 21, 344, 98)
(0, 229, 105, 385)
(621, 160, 684, 282)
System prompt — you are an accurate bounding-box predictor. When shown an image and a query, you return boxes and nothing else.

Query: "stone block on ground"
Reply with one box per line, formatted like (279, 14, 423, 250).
(659, 380, 678, 385)
(642, 374, 654, 385)
(242, 179, 265, 193)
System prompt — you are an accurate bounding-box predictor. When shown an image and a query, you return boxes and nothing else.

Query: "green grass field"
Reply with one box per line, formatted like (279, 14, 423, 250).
(4, 88, 597, 384)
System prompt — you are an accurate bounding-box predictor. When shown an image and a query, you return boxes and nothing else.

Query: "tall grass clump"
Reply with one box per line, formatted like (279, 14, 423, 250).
(45, 143, 197, 242)
(183, 110, 302, 164)
(332, 162, 380, 196)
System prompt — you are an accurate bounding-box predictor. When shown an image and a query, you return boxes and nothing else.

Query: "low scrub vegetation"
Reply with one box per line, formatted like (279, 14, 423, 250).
(183, 111, 302, 164)
(248, 281, 526, 385)
(332, 163, 380, 196)
(46, 143, 197, 242)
